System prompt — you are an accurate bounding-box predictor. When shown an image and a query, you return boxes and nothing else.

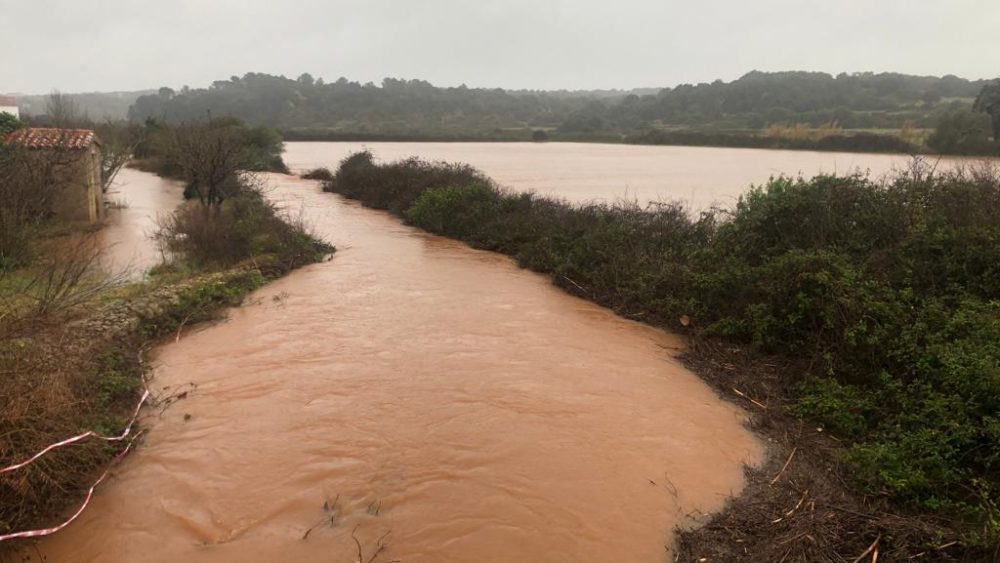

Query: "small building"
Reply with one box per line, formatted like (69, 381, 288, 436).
(0, 96, 18, 118)
(4, 128, 104, 223)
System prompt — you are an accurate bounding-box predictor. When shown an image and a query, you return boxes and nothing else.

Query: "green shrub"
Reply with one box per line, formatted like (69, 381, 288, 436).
(324, 151, 492, 214)
(405, 184, 501, 239)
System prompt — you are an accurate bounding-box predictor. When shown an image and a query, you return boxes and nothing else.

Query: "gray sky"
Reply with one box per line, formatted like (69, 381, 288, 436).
(2, 0, 997, 94)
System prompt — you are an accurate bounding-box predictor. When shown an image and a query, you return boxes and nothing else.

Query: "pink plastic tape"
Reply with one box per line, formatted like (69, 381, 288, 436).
(0, 435, 141, 542)
(1, 390, 149, 475)
(0, 389, 150, 543)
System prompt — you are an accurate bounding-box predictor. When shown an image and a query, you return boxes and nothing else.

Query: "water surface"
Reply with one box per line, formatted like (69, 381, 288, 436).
(98, 167, 184, 276)
(284, 141, 950, 209)
(37, 168, 763, 562)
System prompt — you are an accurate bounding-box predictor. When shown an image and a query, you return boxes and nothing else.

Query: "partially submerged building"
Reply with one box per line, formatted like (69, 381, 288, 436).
(4, 128, 104, 223)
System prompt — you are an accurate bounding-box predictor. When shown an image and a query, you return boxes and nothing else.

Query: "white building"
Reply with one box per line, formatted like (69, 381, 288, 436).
(0, 95, 19, 118)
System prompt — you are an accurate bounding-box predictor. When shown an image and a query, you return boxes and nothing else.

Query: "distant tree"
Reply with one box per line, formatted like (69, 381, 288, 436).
(926, 107, 994, 154)
(531, 129, 549, 142)
(123, 70, 986, 137)
(973, 81, 1000, 140)
(46, 91, 80, 128)
(921, 90, 942, 107)
(0, 112, 23, 135)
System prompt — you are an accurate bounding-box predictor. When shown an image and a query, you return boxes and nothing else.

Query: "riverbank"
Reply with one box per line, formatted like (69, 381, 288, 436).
(0, 176, 331, 551)
(278, 128, 999, 158)
(316, 151, 999, 560)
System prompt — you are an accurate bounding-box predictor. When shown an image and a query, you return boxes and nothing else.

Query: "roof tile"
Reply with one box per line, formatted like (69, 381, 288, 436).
(4, 128, 97, 151)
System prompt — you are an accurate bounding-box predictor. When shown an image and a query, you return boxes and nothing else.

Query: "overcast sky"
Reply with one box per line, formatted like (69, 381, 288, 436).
(2, 0, 997, 94)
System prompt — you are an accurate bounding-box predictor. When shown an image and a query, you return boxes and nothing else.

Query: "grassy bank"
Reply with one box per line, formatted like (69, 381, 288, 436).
(319, 151, 999, 560)
(0, 169, 330, 550)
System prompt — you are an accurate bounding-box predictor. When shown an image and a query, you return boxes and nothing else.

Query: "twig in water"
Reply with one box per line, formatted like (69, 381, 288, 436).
(351, 524, 397, 563)
(302, 494, 340, 540)
(661, 472, 679, 502)
(352, 525, 364, 563)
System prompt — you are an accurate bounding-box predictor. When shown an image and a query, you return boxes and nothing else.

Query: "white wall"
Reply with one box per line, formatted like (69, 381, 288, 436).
(0, 105, 19, 118)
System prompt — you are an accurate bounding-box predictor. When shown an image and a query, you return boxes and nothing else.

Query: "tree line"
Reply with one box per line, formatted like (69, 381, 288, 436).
(123, 71, 987, 136)
(10, 70, 1000, 155)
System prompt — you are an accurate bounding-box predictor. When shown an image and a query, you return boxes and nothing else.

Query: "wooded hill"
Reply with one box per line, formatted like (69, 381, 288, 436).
(120, 71, 986, 136)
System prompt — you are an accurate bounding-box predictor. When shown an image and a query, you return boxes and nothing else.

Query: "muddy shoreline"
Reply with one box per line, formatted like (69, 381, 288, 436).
(674, 341, 984, 562)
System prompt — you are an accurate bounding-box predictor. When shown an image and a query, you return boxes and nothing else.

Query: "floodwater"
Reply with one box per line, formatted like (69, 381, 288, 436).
(37, 169, 762, 562)
(98, 167, 184, 276)
(41, 142, 929, 562)
(283, 141, 953, 210)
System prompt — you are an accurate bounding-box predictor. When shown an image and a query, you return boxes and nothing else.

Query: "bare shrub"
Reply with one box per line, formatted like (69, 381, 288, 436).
(0, 145, 75, 269)
(0, 235, 121, 339)
(155, 178, 330, 273)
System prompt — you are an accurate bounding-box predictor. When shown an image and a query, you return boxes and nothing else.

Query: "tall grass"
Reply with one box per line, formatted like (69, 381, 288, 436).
(324, 151, 1000, 542)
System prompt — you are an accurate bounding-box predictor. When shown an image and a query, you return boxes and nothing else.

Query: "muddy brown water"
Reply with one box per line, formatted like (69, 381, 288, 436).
(283, 141, 951, 209)
(98, 167, 185, 276)
(39, 142, 949, 562)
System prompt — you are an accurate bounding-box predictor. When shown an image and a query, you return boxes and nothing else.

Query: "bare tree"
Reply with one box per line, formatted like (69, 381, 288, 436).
(46, 91, 81, 128)
(95, 122, 141, 192)
(160, 122, 251, 207)
(0, 144, 74, 267)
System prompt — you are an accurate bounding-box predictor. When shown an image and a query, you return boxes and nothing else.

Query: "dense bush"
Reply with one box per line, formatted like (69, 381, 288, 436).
(0, 112, 23, 135)
(324, 151, 491, 214)
(926, 107, 999, 155)
(325, 152, 1000, 541)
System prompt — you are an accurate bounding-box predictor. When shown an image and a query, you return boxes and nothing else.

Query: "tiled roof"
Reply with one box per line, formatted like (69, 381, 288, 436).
(0, 96, 16, 106)
(4, 128, 97, 150)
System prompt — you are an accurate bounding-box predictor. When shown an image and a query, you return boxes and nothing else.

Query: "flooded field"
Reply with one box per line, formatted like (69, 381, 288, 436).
(283, 141, 950, 209)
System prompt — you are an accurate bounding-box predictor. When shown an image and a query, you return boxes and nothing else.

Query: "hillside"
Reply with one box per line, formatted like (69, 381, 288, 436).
(122, 71, 988, 138)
